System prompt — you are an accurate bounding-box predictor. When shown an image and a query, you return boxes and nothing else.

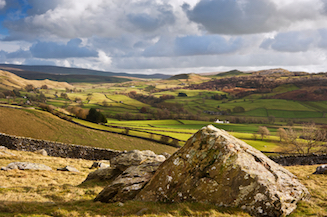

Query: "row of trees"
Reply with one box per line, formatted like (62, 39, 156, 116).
(253, 124, 327, 154)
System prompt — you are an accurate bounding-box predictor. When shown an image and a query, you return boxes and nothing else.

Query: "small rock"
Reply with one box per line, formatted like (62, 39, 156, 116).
(89, 162, 110, 169)
(57, 166, 79, 173)
(34, 149, 48, 156)
(117, 202, 124, 207)
(313, 165, 327, 174)
(2, 162, 52, 171)
(136, 208, 149, 216)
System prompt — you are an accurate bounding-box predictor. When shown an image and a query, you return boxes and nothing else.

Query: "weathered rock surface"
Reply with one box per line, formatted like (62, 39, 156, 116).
(90, 161, 110, 169)
(136, 125, 310, 217)
(313, 165, 327, 174)
(57, 165, 79, 173)
(34, 149, 48, 156)
(94, 162, 161, 203)
(83, 167, 122, 183)
(0, 146, 15, 156)
(1, 162, 52, 171)
(110, 150, 166, 170)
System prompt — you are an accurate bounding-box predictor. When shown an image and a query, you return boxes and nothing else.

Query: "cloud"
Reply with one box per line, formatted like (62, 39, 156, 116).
(127, 4, 175, 32)
(260, 31, 315, 52)
(29, 38, 98, 59)
(183, 0, 325, 35)
(3, 0, 178, 40)
(174, 35, 243, 56)
(0, 0, 5, 10)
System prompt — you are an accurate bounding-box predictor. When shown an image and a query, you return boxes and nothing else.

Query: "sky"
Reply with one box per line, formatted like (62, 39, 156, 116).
(1, 0, 327, 75)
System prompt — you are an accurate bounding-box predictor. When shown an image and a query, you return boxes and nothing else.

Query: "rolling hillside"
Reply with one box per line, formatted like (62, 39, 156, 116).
(0, 106, 177, 154)
(0, 64, 170, 79)
(0, 70, 73, 90)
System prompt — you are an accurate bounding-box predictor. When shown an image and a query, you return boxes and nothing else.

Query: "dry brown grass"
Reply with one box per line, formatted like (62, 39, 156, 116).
(0, 148, 326, 216)
(0, 70, 73, 90)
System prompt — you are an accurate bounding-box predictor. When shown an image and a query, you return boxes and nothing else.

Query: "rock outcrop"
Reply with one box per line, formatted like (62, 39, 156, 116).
(94, 162, 161, 203)
(313, 165, 327, 174)
(1, 162, 52, 171)
(110, 150, 166, 171)
(83, 167, 122, 183)
(136, 125, 310, 217)
(89, 150, 167, 203)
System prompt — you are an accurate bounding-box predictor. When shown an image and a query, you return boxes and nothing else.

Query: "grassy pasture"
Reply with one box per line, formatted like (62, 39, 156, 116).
(0, 149, 326, 216)
(0, 106, 177, 154)
(105, 94, 148, 109)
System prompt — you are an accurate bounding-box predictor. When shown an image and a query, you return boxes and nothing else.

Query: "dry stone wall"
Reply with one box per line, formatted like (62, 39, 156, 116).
(1, 132, 327, 165)
(0, 132, 121, 160)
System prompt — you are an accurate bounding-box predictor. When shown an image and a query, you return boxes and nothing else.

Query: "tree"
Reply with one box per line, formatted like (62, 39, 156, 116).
(277, 128, 287, 142)
(25, 84, 35, 92)
(86, 108, 107, 124)
(285, 124, 327, 154)
(232, 106, 245, 113)
(268, 115, 275, 124)
(258, 126, 270, 140)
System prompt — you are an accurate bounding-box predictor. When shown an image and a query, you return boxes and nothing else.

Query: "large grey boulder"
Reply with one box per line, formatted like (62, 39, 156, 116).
(1, 162, 52, 171)
(136, 125, 310, 217)
(94, 162, 161, 203)
(110, 150, 166, 170)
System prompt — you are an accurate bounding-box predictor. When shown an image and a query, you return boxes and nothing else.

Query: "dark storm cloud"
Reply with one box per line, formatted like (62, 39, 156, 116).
(30, 38, 98, 59)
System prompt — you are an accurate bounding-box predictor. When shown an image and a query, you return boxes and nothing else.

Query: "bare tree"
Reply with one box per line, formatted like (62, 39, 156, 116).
(277, 128, 287, 142)
(258, 126, 270, 140)
(285, 124, 327, 154)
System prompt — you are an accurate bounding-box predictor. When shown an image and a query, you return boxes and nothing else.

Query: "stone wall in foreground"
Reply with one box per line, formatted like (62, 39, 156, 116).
(0, 132, 121, 160)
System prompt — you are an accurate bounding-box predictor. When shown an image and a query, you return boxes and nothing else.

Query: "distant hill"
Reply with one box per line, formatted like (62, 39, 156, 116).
(167, 73, 211, 82)
(167, 74, 190, 80)
(0, 64, 170, 79)
(215, 69, 245, 77)
(0, 70, 73, 90)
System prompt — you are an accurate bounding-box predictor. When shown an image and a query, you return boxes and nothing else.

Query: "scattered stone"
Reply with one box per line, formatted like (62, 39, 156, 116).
(136, 208, 149, 216)
(57, 166, 79, 173)
(160, 152, 171, 159)
(1, 162, 52, 171)
(83, 167, 122, 183)
(110, 150, 166, 170)
(34, 149, 48, 156)
(136, 125, 310, 217)
(94, 162, 161, 203)
(89, 162, 110, 169)
(0, 146, 15, 156)
(117, 202, 124, 207)
(313, 165, 327, 174)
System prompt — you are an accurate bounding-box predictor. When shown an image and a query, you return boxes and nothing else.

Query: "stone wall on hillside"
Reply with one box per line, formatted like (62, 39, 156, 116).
(1, 132, 327, 165)
(270, 154, 327, 166)
(0, 132, 121, 160)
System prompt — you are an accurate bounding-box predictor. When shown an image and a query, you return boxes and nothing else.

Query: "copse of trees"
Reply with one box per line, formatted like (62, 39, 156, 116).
(86, 108, 107, 124)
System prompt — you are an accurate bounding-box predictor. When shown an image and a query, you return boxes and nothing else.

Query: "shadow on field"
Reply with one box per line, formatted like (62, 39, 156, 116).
(0, 200, 250, 216)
